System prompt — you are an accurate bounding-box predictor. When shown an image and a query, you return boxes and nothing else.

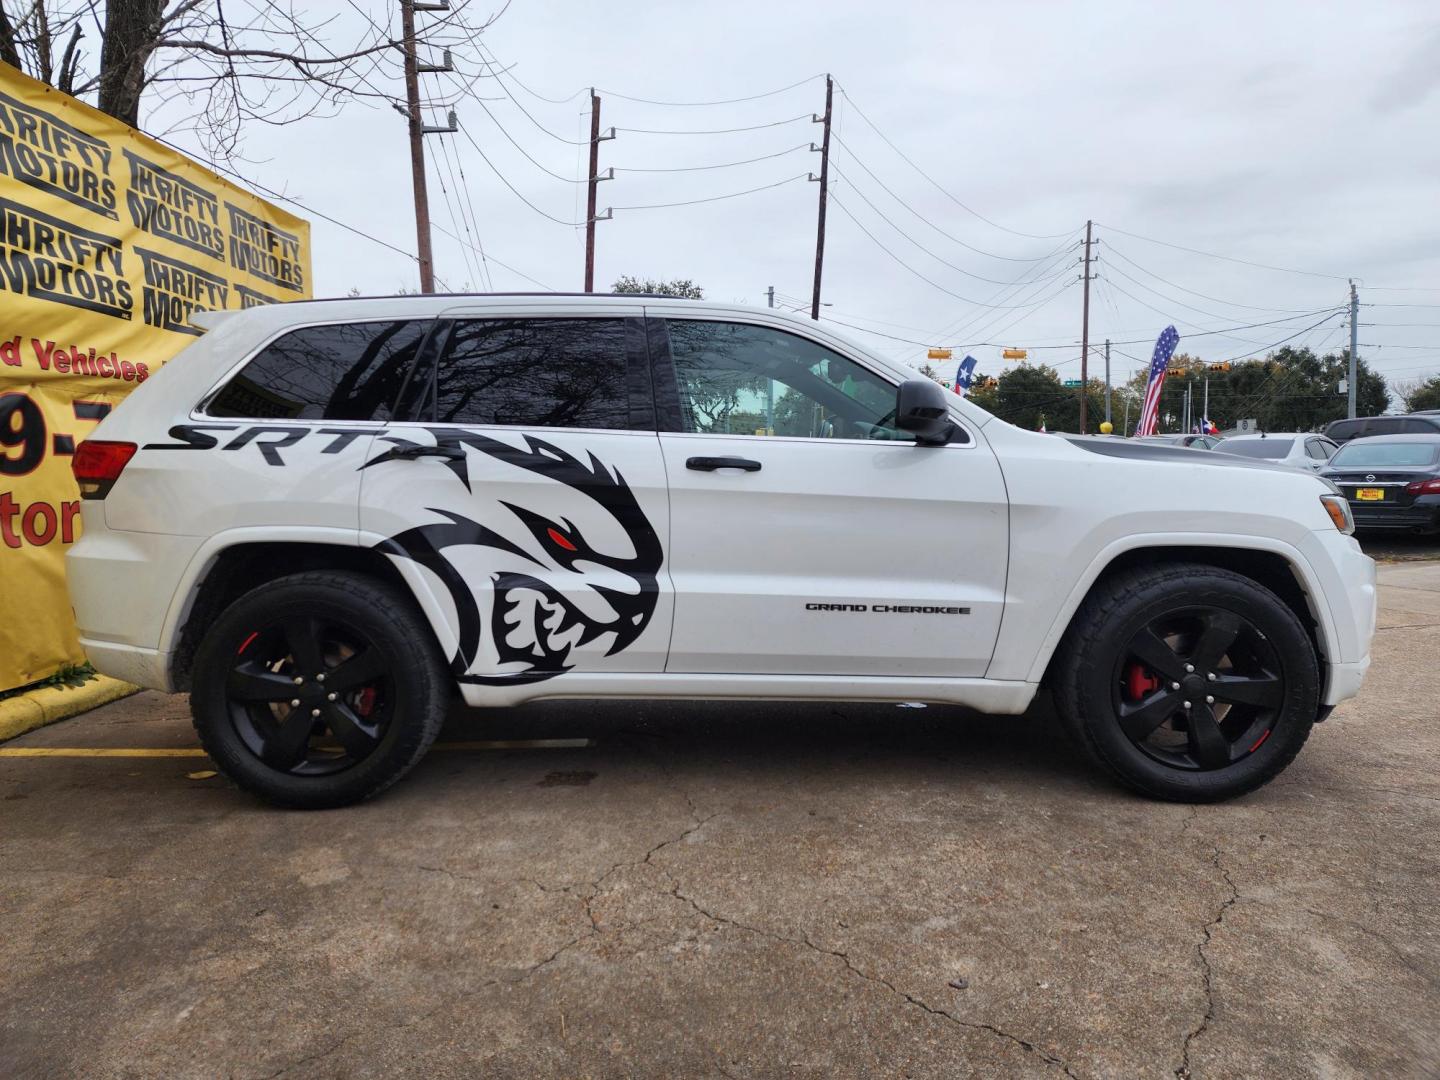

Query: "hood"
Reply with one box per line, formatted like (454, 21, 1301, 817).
(1060, 435, 1303, 475)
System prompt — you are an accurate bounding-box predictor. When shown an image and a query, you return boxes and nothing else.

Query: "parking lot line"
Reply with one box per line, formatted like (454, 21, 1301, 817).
(0, 738, 595, 759)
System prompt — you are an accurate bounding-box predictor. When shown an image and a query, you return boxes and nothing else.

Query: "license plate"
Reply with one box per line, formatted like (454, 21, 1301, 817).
(1355, 488, 1385, 501)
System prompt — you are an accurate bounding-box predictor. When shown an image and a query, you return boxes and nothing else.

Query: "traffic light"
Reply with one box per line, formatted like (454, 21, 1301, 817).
(1208, 362, 1231, 372)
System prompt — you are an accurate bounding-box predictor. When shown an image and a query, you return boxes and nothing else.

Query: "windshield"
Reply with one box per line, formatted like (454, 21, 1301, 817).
(1329, 442, 1440, 468)
(1215, 438, 1293, 459)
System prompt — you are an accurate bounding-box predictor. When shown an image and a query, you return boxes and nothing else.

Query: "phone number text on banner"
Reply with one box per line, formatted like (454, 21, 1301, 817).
(0, 63, 311, 691)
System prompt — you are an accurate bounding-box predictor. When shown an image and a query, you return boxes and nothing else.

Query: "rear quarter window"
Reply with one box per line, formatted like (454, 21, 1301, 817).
(207, 320, 431, 421)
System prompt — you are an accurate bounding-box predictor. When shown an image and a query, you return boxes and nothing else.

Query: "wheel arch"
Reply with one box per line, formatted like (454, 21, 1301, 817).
(166, 531, 457, 691)
(1029, 538, 1332, 688)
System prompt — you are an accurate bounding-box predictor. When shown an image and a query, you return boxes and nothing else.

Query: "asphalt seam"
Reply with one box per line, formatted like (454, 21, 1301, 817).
(1174, 823, 1241, 1080)
(665, 875, 1080, 1078)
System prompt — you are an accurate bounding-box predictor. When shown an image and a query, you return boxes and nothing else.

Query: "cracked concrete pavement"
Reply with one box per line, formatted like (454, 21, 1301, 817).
(2, 560, 1438, 1079)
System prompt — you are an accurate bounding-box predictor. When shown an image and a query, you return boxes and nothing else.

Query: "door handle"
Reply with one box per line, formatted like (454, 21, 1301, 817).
(686, 455, 762, 472)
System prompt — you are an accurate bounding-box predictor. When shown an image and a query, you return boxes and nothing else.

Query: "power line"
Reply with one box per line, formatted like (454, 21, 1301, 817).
(474, 44, 590, 145)
(153, 134, 419, 264)
(1093, 222, 1350, 281)
(929, 240, 1085, 342)
(834, 81, 1076, 241)
(443, 67, 583, 183)
(610, 173, 809, 211)
(614, 143, 811, 173)
(1101, 276, 1300, 349)
(616, 114, 813, 136)
(597, 73, 826, 106)
(830, 134, 1067, 264)
(1101, 242, 1315, 314)
(830, 193, 1081, 310)
(447, 135, 495, 291)
(437, 133, 493, 289)
(829, 161, 1059, 285)
(430, 220, 558, 290)
(455, 120, 586, 225)
(470, 63, 823, 108)
(431, 134, 485, 289)
(1100, 260, 1286, 327)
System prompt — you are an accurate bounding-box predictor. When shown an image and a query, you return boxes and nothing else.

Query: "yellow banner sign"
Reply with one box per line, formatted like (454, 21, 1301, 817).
(0, 64, 311, 691)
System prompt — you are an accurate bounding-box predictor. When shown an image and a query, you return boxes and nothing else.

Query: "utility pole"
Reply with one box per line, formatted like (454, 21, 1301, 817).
(767, 285, 775, 308)
(1347, 280, 1359, 419)
(1203, 377, 1210, 431)
(1079, 220, 1093, 433)
(399, 0, 434, 293)
(583, 90, 616, 292)
(1123, 393, 1130, 437)
(809, 75, 833, 321)
(1104, 338, 1112, 425)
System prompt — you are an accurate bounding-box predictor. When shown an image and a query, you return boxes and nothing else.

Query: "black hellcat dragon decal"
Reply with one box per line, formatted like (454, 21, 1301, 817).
(367, 428, 662, 684)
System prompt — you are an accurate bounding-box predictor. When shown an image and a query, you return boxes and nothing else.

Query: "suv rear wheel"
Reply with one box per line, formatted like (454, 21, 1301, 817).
(1054, 563, 1320, 802)
(190, 570, 448, 808)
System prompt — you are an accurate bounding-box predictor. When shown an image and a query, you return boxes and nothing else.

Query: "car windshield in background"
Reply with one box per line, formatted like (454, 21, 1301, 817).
(1215, 438, 1293, 458)
(1329, 442, 1440, 468)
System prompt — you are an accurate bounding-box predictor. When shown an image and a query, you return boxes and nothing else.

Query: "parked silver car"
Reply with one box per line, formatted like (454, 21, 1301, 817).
(1213, 433, 1338, 470)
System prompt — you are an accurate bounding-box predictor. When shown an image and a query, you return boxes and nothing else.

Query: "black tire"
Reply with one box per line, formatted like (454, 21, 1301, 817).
(1052, 562, 1320, 802)
(190, 570, 448, 809)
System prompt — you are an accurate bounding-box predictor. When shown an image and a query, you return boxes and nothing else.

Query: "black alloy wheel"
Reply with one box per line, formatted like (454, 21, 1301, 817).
(1053, 562, 1320, 802)
(191, 571, 447, 808)
(226, 614, 392, 776)
(1114, 607, 1284, 770)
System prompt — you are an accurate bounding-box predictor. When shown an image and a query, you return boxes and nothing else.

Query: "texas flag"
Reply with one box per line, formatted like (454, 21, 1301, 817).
(952, 355, 977, 398)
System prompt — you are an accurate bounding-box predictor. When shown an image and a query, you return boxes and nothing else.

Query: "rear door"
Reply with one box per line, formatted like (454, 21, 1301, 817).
(650, 315, 1008, 678)
(358, 308, 673, 686)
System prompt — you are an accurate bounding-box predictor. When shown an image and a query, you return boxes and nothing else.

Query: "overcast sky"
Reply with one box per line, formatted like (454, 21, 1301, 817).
(150, 0, 1440, 391)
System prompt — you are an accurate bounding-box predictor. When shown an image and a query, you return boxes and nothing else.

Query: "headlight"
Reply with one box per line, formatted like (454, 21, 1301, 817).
(1320, 493, 1354, 535)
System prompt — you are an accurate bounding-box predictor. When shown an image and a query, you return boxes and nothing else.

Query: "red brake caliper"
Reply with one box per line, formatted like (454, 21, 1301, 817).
(1125, 662, 1161, 700)
(356, 686, 378, 717)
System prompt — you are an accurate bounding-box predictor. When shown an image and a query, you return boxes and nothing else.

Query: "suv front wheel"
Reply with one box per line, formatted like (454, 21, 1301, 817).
(190, 570, 448, 809)
(1054, 562, 1320, 802)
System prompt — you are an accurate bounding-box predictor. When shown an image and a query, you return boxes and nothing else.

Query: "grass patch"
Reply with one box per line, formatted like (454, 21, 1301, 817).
(0, 663, 98, 702)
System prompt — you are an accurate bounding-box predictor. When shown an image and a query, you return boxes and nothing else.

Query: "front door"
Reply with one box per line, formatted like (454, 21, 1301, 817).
(359, 312, 673, 686)
(651, 316, 1008, 678)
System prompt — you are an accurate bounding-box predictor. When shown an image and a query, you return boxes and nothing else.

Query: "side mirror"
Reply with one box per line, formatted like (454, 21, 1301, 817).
(894, 378, 955, 446)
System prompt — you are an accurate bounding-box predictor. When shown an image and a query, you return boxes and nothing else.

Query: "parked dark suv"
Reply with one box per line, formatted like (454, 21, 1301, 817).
(1324, 414, 1440, 445)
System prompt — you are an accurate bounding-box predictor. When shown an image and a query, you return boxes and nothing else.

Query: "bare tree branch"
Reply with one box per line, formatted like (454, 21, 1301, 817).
(4, 1, 507, 162)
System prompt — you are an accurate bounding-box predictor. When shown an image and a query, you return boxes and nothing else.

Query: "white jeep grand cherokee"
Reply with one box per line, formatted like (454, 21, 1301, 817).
(66, 295, 1376, 808)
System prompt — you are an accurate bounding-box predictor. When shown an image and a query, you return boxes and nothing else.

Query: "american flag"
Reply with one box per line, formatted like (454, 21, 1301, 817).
(1137, 325, 1180, 436)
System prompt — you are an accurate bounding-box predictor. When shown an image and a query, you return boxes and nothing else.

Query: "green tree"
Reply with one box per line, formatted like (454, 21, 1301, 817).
(612, 276, 704, 299)
(1404, 375, 1440, 413)
(970, 364, 1106, 432)
(1122, 347, 1388, 433)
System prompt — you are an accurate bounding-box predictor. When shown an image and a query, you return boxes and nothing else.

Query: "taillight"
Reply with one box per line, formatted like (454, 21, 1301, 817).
(1404, 477, 1440, 496)
(71, 440, 137, 499)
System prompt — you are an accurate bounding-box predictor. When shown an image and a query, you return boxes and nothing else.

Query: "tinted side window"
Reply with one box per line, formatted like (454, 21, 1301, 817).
(432, 319, 631, 429)
(664, 320, 930, 442)
(209, 320, 429, 421)
(1306, 439, 1331, 460)
(1326, 420, 1361, 442)
(1401, 418, 1439, 433)
(1365, 418, 1403, 437)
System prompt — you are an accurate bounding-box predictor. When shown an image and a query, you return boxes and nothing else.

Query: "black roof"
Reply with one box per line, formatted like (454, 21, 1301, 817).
(1332, 432, 1440, 444)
